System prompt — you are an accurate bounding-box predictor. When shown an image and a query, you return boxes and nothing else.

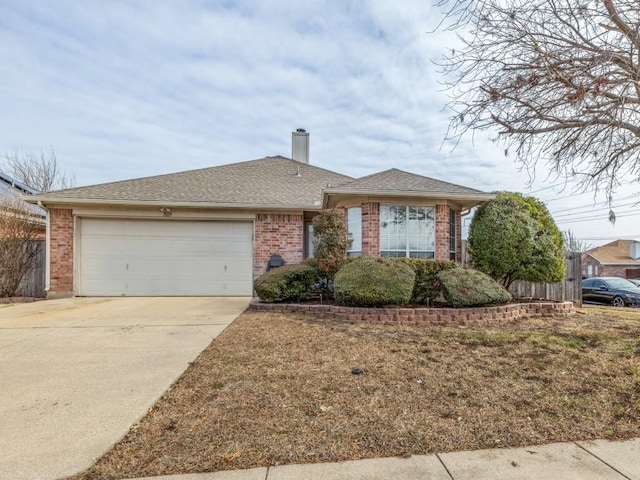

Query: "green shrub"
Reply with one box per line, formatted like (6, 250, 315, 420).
(395, 258, 457, 304)
(312, 209, 350, 280)
(254, 264, 319, 303)
(334, 257, 415, 307)
(469, 191, 565, 288)
(437, 267, 512, 307)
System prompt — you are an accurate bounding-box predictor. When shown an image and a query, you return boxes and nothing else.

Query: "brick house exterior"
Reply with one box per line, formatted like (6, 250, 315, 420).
(583, 240, 640, 279)
(28, 148, 493, 298)
(254, 213, 304, 277)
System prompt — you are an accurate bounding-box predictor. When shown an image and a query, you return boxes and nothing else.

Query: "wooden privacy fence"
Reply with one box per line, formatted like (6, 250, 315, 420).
(16, 239, 46, 298)
(508, 252, 582, 306)
(461, 242, 582, 306)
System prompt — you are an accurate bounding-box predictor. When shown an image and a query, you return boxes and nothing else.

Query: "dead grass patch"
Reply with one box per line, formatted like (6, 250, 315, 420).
(71, 307, 640, 479)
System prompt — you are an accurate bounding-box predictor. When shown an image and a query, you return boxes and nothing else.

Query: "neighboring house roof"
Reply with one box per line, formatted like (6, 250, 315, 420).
(27, 157, 354, 209)
(585, 239, 640, 265)
(0, 172, 47, 220)
(0, 172, 40, 195)
(25, 157, 493, 210)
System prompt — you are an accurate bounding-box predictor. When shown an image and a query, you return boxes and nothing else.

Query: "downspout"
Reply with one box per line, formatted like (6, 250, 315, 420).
(37, 201, 50, 295)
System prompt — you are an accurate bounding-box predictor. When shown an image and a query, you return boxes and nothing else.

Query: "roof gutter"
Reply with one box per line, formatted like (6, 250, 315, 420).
(322, 189, 495, 208)
(23, 196, 324, 211)
(323, 189, 494, 200)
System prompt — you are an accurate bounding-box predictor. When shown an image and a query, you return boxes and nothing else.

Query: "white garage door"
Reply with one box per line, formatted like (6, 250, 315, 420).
(78, 218, 253, 296)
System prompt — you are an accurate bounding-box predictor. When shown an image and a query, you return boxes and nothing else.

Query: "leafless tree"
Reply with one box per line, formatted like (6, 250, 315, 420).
(562, 229, 592, 254)
(2, 148, 75, 192)
(0, 194, 44, 297)
(435, 0, 640, 200)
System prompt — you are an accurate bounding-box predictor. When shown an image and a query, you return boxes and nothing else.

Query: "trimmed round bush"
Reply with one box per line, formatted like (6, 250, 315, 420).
(437, 267, 513, 307)
(333, 257, 415, 307)
(395, 258, 457, 304)
(254, 264, 318, 303)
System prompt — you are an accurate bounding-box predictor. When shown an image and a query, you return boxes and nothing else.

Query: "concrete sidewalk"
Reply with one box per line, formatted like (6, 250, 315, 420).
(129, 438, 640, 480)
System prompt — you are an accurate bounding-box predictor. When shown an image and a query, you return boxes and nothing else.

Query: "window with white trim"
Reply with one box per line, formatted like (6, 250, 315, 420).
(347, 207, 362, 257)
(380, 205, 435, 258)
(449, 209, 457, 261)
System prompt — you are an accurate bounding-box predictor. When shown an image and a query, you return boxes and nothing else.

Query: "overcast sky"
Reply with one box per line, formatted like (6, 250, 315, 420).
(1, 0, 638, 245)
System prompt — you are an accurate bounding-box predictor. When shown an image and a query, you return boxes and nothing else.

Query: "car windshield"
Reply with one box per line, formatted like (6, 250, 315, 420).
(606, 278, 637, 289)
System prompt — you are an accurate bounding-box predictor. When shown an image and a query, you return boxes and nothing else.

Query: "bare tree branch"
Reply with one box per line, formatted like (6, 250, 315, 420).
(1, 148, 75, 192)
(562, 229, 592, 254)
(435, 0, 640, 200)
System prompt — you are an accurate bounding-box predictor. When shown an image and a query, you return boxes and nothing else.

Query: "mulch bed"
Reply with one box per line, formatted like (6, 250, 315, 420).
(69, 307, 640, 480)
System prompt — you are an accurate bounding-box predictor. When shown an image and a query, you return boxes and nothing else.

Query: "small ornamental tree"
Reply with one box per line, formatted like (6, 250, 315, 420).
(468, 192, 565, 289)
(0, 195, 44, 297)
(312, 209, 350, 280)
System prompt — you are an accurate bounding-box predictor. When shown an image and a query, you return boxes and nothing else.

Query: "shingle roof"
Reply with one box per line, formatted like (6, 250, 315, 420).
(586, 239, 640, 265)
(325, 168, 488, 196)
(29, 156, 354, 208)
(28, 159, 493, 210)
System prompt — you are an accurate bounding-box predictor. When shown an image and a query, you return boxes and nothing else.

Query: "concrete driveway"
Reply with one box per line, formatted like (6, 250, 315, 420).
(0, 296, 250, 480)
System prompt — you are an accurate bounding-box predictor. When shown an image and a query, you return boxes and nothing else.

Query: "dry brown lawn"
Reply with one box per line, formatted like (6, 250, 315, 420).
(71, 306, 640, 479)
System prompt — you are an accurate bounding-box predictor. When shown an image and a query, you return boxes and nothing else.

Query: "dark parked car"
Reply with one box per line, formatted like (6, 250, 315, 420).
(582, 277, 640, 307)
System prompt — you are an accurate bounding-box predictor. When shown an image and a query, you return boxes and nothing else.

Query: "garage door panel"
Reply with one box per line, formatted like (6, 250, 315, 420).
(78, 219, 253, 296)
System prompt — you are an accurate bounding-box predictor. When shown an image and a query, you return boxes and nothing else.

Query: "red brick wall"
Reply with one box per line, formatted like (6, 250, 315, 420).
(602, 266, 632, 278)
(581, 257, 640, 279)
(435, 204, 450, 261)
(254, 213, 304, 276)
(49, 208, 74, 297)
(361, 202, 380, 256)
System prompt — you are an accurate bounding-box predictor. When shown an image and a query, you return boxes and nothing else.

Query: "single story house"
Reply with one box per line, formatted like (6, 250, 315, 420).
(25, 131, 494, 298)
(583, 239, 640, 279)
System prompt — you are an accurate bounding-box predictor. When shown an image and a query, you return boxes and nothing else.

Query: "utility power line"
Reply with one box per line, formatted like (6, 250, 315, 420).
(552, 201, 638, 219)
(555, 211, 640, 224)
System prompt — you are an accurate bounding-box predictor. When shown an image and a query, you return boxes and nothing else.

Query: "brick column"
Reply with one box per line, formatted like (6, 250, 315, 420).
(361, 202, 380, 257)
(435, 204, 450, 261)
(49, 208, 74, 297)
(254, 213, 304, 276)
(455, 209, 462, 263)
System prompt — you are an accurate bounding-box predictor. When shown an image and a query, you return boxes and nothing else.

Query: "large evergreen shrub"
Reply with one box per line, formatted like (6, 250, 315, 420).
(333, 257, 415, 307)
(469, 191, 565, 288)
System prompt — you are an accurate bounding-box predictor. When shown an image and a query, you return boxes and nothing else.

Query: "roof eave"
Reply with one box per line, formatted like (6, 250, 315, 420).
(24, 196, 324, 211)
(322, 189, 495, 208)
(592, 261, 640, 266)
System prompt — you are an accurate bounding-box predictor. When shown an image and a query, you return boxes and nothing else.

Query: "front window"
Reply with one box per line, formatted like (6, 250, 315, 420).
(347, 207, 362, 257)
(380, 205, 435, 258)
